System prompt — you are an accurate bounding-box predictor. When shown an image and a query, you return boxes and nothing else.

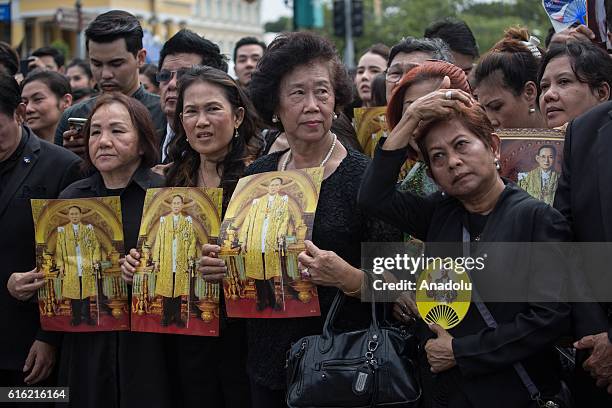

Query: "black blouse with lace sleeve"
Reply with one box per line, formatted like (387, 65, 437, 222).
(243, 148, 400, 389)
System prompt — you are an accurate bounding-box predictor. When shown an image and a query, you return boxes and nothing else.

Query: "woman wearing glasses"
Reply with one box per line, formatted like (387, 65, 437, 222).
(122, 66, 262, 407)
(384, 37, 453, 101)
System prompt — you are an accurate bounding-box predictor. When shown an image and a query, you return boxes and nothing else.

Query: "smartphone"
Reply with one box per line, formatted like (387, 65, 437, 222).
(67, 117, 88, 135)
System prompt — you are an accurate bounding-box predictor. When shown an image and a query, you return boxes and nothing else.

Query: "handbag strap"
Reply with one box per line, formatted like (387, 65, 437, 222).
(320, 278, 381, 353)
(462, 226, 542, 402)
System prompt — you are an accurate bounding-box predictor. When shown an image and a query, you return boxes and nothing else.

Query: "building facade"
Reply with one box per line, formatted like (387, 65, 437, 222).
(6, 0, 263, 61)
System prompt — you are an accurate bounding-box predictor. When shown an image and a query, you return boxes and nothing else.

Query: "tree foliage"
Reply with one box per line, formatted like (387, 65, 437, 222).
(264, 0, 553, 63)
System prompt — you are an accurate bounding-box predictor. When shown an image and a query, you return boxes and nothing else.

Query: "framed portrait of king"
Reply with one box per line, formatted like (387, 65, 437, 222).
(220, 168, 324, 318)
(498, 128, 565, 206)
(131, 187, 223, 336)
(31, 197, 128, 332)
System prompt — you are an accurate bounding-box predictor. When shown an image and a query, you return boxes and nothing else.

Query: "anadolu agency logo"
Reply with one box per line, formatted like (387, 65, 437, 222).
(416, 259, 472, 329)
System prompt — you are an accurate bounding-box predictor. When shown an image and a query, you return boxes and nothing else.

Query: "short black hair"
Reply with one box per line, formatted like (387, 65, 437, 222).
(249, 31, 352, 127)
(159, 29, 228, 73)
(538, 40, 612, 101)
(388, 37, 453, 67)
(66, 58, 93, 81)
(21, 70, 72, 100)
(0, 73, 22, 116)
(0, 42, 18, 76)
(424, 18, 479, 58)
(68, 205, 82, 213)
(233, 36, 266, 62)
(85, 10, 143, 56)
(538, 144, 557, 157)
(32, 46, 65, 69)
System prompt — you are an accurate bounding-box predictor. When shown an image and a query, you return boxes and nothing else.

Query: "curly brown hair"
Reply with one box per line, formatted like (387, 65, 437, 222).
(248, 31, 352, 129)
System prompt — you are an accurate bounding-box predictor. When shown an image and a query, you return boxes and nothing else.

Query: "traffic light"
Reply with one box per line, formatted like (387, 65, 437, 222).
(333, 0, 345, 37)
(352, 0, 364, 37)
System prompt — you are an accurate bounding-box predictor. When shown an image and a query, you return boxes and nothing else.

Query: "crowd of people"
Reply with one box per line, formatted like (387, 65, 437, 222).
(1, 7, 612, 408)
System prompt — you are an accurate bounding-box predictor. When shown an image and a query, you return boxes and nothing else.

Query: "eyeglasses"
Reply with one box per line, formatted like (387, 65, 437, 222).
(156, 68, 190, 83)
(385, 63, 419, 84)
(384, 59, 443, 84)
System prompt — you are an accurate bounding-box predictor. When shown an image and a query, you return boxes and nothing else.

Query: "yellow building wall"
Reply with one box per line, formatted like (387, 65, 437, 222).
(20, 0, 112, 13)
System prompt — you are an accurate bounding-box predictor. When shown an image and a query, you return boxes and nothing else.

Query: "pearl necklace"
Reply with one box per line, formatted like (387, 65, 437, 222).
(281, 133, 337, 171)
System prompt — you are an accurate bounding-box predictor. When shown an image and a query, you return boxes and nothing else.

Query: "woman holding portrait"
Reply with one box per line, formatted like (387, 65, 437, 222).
(194, 31, 399, 407)
(122, 66, 261, 407)
(57, 93, 171, 407)
(359, 89, 571, 407)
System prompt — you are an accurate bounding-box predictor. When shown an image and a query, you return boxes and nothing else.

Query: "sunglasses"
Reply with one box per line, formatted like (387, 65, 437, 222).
(155, 68, 191, 83)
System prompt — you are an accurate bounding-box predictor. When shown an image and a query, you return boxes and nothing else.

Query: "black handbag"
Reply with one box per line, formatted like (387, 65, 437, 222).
(285, 291, 421, 407)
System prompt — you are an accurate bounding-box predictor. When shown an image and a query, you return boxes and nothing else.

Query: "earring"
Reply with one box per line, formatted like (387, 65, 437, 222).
(494, 159, 501, 171)
(332, 112, 338, 120)
(529, 107, 536, 114)
(272, 115, 279, 123)
(234, 128, 239, 138)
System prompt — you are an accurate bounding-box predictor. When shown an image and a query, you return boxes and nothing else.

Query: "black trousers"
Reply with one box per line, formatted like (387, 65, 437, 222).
(162, 296, 182, 323)
(253, 279, 276, 308)
(70, 277, 91, 324)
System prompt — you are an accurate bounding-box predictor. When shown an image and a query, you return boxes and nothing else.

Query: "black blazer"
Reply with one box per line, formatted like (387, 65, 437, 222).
(0, 127, 81, 371)
(359, 144, 571, 407)
(554, 102, 612, 338)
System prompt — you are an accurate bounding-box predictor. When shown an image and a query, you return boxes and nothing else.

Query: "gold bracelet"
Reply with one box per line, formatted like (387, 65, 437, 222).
(343, 285, 361, 296)
(342, 270, 364, 296)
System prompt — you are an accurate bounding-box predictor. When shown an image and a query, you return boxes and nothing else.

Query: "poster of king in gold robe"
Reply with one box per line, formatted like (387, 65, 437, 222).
(354, 106, 415, 181)
(132, 187, 222, 336)
(220, 168, 323, 318)
(498, 128, 565, 206)
(32, 197, 128, 332)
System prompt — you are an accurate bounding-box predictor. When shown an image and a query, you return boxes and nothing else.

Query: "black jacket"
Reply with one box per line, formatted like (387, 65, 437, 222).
(554, 101, 612, 340)
(553, 102, 612, 405)
(0, 127, 81, 370)
(359, 144, 571, 408)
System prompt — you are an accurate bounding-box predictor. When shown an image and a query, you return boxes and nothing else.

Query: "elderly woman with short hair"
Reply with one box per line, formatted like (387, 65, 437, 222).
(200, 32, 398, 407)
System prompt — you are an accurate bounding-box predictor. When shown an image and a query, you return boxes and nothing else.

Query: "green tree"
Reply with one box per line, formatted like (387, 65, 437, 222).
(264, 16, 293, 33)
(305, 0, 553, 64)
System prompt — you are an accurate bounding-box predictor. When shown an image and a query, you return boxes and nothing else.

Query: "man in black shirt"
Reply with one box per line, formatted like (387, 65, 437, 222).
(54, 10, 165, 157)
(0, 74, 81, 389)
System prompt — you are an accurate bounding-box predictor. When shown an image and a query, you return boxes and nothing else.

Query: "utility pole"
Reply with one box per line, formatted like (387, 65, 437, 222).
(75, 0, 84, 59)
(343, 0, 354, 68)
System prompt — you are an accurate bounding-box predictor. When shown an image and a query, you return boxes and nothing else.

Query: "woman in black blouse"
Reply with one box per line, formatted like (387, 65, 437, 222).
(358, 90, 571, 407)
(122, 66, 262, 407)
(57, 93, 170, 407)
(196, 31, 399, 407)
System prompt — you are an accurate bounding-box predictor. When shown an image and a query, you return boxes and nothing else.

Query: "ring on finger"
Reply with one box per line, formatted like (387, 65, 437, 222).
(445, 90, 453, 100)
(302, 267, 310, 278)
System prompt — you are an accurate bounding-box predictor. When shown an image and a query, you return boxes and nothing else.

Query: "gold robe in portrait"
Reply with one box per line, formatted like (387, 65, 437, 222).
(239, 194, 289, 280)
(153, 214, 196, 298)
(55, 223, 101, 300)
(518, 168, 559, 205)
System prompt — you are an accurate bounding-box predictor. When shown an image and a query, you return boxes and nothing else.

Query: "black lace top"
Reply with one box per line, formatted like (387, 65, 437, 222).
(244, 148, 400, 389)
